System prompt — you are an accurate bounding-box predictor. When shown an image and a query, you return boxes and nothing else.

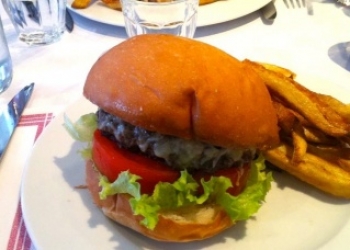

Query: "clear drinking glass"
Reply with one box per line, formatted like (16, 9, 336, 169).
(0, 15, 13, 94)
(121, 0, 199, 38)
(3, 0, 66, 45)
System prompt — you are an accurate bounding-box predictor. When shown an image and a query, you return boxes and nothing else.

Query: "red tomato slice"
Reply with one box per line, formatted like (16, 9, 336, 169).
(92, 129, 250, 196)
(193, 164, 250, 196)
(92, 130, 180, 194)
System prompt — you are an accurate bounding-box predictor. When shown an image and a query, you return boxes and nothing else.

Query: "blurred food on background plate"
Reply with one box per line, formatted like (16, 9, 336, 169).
(71, 0, 219, 10)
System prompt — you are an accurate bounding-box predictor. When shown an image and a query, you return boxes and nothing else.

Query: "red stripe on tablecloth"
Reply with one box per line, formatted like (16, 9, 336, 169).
(7, 204, 21, 250)
(18, 113, 54, 141)
(7, 113, 54, 250)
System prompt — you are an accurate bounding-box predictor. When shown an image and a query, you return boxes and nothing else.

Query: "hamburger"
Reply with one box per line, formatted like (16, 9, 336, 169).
(65, 34, 280, 242)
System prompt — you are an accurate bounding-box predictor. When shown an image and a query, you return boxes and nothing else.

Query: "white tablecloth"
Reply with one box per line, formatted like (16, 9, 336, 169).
(0, 0, 349, 249)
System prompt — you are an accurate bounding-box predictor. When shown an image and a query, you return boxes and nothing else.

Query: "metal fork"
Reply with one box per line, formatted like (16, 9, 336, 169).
(283, 0, 306, 8)
(337, 0, 350, 6)
(284, 0, 314, 15)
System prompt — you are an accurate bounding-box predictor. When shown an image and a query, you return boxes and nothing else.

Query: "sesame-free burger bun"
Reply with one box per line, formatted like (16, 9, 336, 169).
(83, 34, 279, 150)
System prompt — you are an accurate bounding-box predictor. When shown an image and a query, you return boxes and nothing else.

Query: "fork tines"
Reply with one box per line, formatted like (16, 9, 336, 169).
(283, 0, 306, 8)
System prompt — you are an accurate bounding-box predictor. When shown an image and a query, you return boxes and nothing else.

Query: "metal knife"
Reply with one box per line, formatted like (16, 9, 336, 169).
(66, 9, 74, 33)
(0, 83, 34, 161)
(260, 1, 277, 21)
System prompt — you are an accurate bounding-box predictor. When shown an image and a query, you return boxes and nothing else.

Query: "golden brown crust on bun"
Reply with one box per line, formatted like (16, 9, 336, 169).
(86, 160, 234, 242)
(84, 34, 279, 150)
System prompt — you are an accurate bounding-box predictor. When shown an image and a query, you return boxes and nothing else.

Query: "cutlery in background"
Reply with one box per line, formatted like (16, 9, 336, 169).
(338, 0, 350, 6)
(1, 0, 74, 33)
(260, 1, 277, 21)
(1, 0, 40, 28)
(66, 9, 74, 33)
(0, 83, 34, 162)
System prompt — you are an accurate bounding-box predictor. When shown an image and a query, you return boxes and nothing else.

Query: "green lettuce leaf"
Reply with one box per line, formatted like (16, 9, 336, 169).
(98, 155, 272, 230)
(63, 113, 97, 141)
(65, 113, 272, 230)
(63, 113, 97, 159)
(99, 171, 142, 200)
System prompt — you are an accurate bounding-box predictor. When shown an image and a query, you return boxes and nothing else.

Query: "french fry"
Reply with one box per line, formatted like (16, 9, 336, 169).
(316, 93, 350, 123)
(71, 0, 91, 9)
(258, 62, 296, 79)
(198, 0, 220, 5)
(271, 70, 350, 134)
(100, 0, 122, 10)
(272, 101, 296, 133)
(303, 126, 341, 145)
(263, 143, 350, 198)
(244, 60, 350, 137)
(307, 145, 350, 161)
(251, 60, 350, 198)
(291, 122, 308, 165)
(339, 159, 350, 172)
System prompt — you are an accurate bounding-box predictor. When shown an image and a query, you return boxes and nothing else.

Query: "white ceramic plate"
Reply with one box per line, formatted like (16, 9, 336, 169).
(67, 0, 271, 27)
(21, 76, 350, 250)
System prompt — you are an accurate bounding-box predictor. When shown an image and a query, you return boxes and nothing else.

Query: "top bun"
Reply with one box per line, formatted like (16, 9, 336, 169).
(84, 34, 279, 149)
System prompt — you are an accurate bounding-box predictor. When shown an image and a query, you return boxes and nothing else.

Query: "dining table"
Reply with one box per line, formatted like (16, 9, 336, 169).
(0, 0, 349, 249)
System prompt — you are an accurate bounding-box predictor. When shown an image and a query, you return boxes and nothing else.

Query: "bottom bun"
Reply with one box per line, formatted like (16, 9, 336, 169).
(86, 160, 235, 242)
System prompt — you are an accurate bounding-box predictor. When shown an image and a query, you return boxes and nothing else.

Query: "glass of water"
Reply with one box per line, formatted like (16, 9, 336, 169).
(3, 0, 66, 45)
(121, 0, 199, 38)
(0, 15, 13, 94)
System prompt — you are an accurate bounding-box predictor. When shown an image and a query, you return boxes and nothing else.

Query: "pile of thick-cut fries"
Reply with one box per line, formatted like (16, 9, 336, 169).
(243, 60, 350, 198)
